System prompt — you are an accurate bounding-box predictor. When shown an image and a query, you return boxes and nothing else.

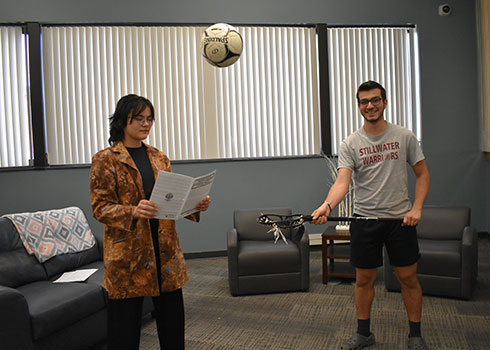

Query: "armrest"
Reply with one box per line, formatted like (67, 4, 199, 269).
(299, 227, 310, 291)
(461, 225, 478, 299)
(226, 228, 239, 295)
(0, 285, 34, 350)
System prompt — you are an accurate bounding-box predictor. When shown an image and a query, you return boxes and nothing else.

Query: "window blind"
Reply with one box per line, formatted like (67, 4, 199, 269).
(327, 27, 421, 154)
(0, 26, 30, 167)
(41, 25, 321, 164)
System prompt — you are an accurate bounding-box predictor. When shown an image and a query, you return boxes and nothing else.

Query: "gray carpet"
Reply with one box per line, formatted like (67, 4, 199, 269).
(139, 239, 490, 350)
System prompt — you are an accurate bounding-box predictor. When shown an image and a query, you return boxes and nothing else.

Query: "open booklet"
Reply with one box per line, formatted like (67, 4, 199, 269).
(149, 170, 216, 220)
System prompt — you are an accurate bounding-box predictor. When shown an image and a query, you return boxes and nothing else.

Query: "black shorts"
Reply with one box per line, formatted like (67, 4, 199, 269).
(349, 218, 420, 269)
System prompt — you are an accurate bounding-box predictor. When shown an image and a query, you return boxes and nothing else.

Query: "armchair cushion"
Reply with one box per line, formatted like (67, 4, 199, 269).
(235, 208, 293, 241)
(417, 239, 461, 277)
(238, 239, 301, 275)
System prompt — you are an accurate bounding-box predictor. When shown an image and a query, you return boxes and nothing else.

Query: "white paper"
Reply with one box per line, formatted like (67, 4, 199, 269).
(150, 170, 216, 220)
(53, 268, 98, 283)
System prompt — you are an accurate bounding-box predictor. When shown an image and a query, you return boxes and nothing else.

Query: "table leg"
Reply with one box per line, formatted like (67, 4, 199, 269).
(322, 235, 327, 284)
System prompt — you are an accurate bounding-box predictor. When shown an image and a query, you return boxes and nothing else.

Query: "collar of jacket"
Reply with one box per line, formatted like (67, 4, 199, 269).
(110, 140, 164, 179)
(109, 141, 161, 170)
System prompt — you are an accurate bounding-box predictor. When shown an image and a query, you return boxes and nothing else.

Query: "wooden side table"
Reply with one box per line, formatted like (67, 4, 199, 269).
(322, 226, 355, 283)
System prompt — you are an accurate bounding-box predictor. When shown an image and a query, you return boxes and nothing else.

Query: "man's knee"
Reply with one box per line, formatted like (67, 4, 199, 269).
(355, 268, 377, 288)
(394, 265, 419, 288)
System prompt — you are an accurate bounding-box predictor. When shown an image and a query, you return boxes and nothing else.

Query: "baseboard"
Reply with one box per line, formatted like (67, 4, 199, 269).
(309, 233, 322, 246)
(184, 244, 323, 259)
(184, 250, 227, 259)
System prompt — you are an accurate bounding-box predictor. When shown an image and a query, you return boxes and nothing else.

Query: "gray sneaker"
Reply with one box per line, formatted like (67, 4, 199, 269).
(408, 337, 428, 350)
(341, 333, 376, 350)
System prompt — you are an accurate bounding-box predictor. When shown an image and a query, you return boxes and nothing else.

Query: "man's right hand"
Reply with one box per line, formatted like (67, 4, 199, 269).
(311, 202, 331, 225)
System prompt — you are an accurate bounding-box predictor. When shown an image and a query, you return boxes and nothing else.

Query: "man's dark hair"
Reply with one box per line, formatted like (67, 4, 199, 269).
(356, 81, 387, 102)
(108, 94, 155, 145)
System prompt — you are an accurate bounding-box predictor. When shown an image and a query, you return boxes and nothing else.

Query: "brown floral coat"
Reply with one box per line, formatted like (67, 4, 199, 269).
(90, 141, 199, 299)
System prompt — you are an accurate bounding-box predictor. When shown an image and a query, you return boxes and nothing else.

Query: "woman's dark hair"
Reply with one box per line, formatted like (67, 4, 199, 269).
(108, 94, 155, 145)
(356, 81, 387, 102)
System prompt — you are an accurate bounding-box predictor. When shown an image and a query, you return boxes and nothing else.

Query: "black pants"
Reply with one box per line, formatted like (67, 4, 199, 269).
(107, 288, 185, 350)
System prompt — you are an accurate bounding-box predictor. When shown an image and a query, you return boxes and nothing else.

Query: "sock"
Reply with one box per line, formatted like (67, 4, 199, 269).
(357, 318, 371, 337)
(409, 321, 421, 338)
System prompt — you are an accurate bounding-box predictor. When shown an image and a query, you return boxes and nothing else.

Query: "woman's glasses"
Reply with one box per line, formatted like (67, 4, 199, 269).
(131, 115, 154, 125)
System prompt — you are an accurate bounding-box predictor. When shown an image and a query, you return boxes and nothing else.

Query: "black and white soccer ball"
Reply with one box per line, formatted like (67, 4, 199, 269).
(200, 23, 243, 68)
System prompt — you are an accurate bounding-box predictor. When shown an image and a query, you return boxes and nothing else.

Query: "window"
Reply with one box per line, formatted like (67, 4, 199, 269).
(0, 25, 31, 168)
(41, 25, 321, 164)
(327, 26, 421, 154)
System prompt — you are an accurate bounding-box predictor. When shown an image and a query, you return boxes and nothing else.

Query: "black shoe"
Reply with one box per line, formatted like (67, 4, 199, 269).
(340, 333, 376, 350)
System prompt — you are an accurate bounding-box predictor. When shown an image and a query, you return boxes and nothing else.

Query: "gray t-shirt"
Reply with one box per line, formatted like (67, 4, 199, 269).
(338, 122, 425, 218)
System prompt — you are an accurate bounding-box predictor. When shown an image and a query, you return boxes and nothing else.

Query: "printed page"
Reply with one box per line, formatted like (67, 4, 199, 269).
(53, 268, 98, 283)
(150, 171, 194, 219)
(178, 170, 216, 218)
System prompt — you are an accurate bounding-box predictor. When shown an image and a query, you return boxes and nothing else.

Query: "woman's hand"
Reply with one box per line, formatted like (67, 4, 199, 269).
(132, 200, 159, 219)
(195, 195, 211, 212)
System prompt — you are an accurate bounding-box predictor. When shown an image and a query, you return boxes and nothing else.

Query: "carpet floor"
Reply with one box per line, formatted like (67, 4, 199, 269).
(138, 239, 490, 350)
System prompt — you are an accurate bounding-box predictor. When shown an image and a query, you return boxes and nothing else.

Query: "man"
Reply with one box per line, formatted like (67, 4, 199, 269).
(312, 81, 430, 350)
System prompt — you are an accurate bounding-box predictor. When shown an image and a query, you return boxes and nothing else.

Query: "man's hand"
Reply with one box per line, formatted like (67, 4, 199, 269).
(132, 200, 159, 219)
(195, 195, 211, 212)
(402, 207, 422, 226)
(311, 202, 331, 225)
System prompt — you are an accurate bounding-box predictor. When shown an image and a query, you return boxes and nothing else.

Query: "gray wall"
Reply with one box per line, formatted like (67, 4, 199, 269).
(1, 0, 488, 253)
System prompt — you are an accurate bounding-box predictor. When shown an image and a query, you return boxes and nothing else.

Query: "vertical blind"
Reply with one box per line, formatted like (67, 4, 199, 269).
(328, 27, 421, 154)
(41, 25, 321, 164)
(0, 26, 31, 167)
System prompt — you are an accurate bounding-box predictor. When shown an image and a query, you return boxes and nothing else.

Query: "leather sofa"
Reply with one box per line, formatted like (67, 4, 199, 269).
(383, 206, 478, 300)
(0, 214, 152, 350)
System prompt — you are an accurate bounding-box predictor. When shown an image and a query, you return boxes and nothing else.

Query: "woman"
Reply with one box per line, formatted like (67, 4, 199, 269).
(90, 94, 210, 350)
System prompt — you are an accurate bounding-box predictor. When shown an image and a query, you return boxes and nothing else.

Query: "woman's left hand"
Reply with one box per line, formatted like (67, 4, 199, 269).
(195, 195, 211, 212)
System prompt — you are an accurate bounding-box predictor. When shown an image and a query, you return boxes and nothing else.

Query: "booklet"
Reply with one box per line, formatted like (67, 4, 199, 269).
(53, 268, 98, 283)
(149, 170, 216, 220)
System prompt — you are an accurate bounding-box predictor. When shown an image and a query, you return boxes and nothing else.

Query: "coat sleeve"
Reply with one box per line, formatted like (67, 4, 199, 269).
(90, 151, 136, 232)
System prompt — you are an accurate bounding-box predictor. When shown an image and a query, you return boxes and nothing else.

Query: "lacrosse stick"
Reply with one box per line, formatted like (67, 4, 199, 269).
(257, 214, 403, 244)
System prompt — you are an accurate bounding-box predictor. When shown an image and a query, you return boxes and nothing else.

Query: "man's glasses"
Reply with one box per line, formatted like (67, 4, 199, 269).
(358, 96, 383, 106)
(131, 115, 154, 125)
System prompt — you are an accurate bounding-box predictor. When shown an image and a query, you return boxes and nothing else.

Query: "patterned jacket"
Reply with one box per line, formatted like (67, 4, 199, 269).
(90, 141, 199, 299)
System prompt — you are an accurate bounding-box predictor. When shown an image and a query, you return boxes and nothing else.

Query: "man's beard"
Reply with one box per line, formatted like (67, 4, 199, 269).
(362, 113, 382, 123)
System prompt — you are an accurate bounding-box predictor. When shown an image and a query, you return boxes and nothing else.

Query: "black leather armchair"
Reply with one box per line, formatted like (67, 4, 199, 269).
(384, 206, 478, 300)
(227, 208, 309, 296)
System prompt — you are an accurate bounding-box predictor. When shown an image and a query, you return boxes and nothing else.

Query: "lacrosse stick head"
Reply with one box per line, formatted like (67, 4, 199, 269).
(257, 213, 311, 229)
(257, 213, 312, 243)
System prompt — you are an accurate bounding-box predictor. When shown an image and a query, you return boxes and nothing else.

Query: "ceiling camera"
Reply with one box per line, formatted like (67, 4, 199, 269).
(438, 4, 452, 16)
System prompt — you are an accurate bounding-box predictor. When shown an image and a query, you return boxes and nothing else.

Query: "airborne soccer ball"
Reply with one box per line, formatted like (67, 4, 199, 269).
(201, 23, 243, 68)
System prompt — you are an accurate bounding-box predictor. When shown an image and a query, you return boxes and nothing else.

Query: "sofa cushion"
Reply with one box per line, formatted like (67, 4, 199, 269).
(82, 260, 105, 287)
(17, 280, 106, 340)
(43, 243, 100, 279)
(0, 218, 47, 288)
(238, 239, 300, 276)
(418, 239, 461, 277)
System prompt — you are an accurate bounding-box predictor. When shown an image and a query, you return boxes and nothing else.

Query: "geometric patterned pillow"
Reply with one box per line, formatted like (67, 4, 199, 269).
(3, 206, 96, 263)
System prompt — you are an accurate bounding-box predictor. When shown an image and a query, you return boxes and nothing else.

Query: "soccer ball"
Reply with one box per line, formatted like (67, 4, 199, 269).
(200, 23, 243, 68)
